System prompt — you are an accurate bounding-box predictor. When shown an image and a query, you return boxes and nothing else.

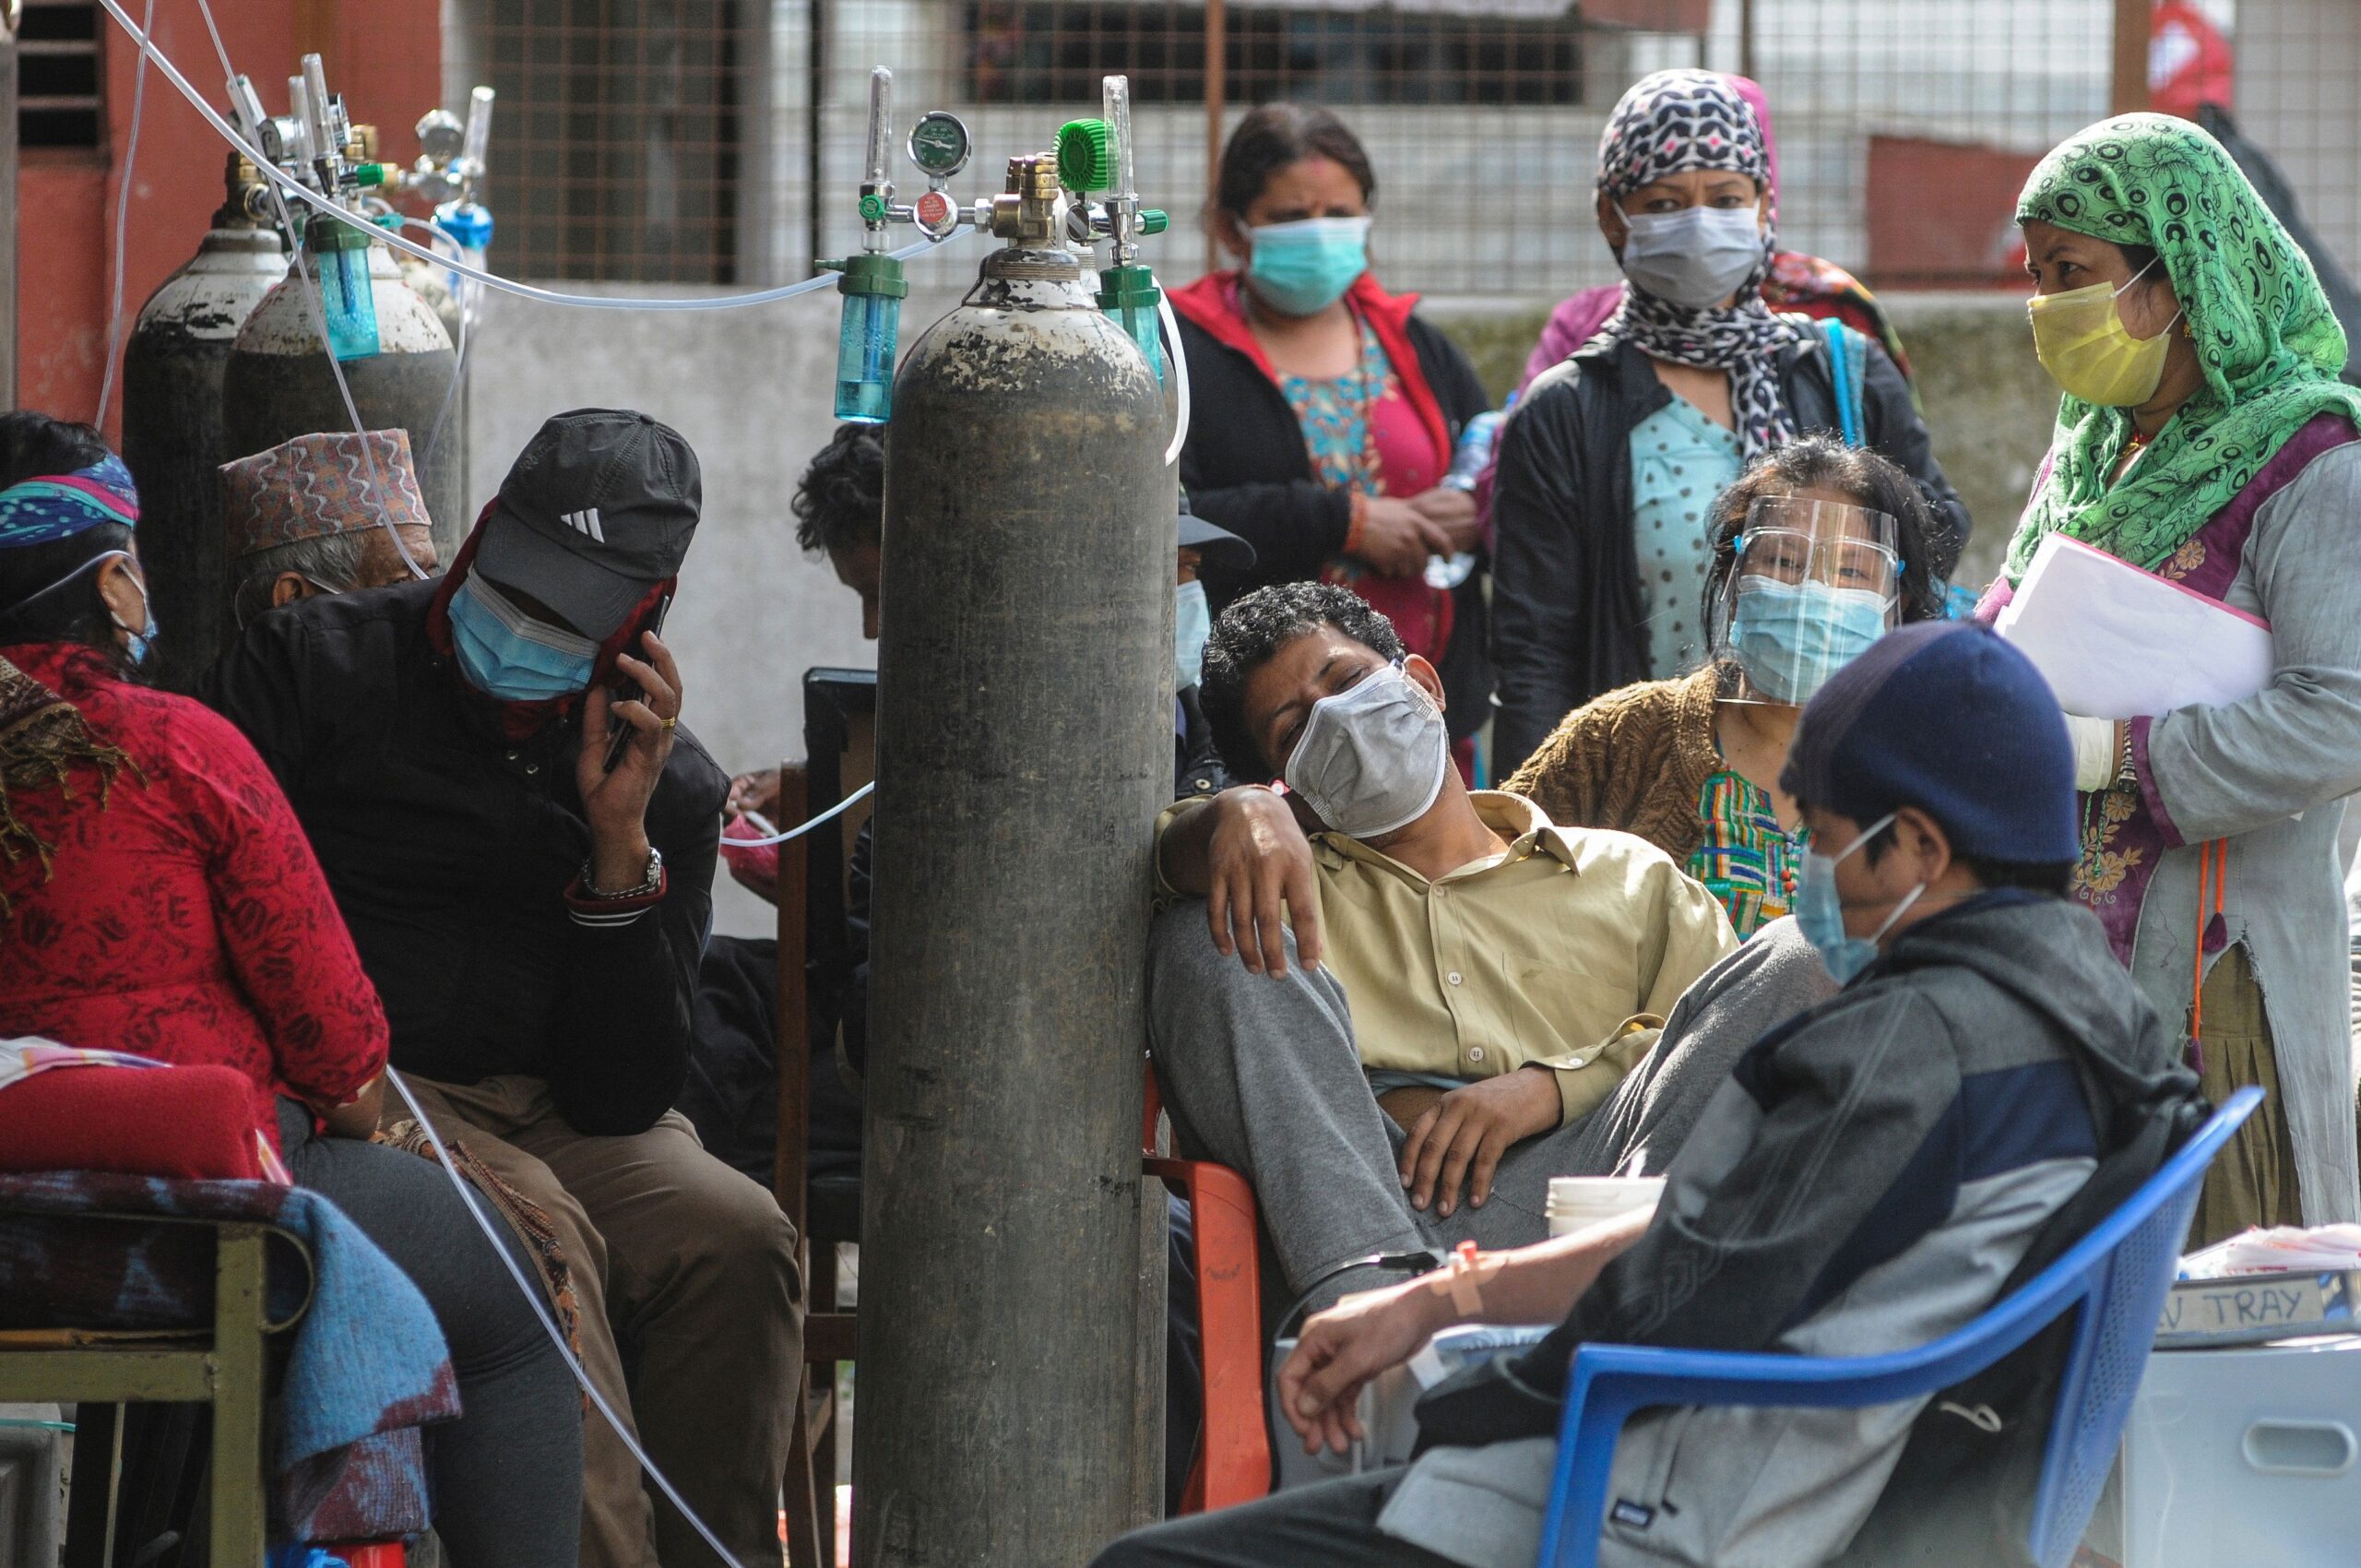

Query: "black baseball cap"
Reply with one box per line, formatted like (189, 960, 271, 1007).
(476, 409, 702, 639)
(1177, 488, 1253, 572)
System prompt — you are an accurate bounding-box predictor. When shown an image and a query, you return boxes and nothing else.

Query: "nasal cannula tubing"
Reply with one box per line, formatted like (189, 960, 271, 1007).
(1157, 291, 1191, 468)
(93, 0, 156, 427)
(103, 0, 970, 315)
(386, 1068, 760, 1568)
(725, 780, 876, 848)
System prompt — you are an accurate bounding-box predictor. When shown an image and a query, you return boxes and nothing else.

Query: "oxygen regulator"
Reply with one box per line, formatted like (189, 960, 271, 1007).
(819, 68, 1172, 422)
(226, 58, 496, 362)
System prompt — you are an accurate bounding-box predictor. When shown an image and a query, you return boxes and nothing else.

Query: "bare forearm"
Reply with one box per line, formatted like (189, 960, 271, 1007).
(1463, 1207, 1653, 1328)
(316, 1074, 386, 1140)
(1156, 800, 1219, 894)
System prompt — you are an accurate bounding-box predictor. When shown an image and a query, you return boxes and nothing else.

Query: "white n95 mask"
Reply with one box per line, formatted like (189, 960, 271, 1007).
(1284, 662, 1451, 839)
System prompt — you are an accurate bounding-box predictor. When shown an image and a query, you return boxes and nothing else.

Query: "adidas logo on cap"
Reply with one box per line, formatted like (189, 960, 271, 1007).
(560, 507, 606, 543)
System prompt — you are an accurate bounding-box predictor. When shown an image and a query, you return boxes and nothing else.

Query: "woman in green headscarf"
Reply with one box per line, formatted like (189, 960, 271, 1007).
(1999, 113, 2361, 1243)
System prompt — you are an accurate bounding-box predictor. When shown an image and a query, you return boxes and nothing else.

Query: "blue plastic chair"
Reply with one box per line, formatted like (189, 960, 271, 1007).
(1535, 1086, 2261, 1568)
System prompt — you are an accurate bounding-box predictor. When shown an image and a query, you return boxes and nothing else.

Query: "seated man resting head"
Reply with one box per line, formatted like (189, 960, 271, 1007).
(1100, 621, 2204, 1568)
(1151, 582, 1736, 1307)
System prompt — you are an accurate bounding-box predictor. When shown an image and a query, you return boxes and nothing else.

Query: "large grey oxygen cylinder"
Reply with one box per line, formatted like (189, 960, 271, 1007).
(855, 239, 1172, 1564)
(221, 236, 462, 562)
(121, 158, 287, 691)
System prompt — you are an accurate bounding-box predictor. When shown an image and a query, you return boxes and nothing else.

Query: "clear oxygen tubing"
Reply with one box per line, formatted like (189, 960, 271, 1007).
(93, 0, 156, 425)
(385, 1067, 760, 1568)
(721, 778, 875, 848)
(1157, 290, 1191, 468)
(397, 216, 473, 476)
(106, 0, 970, 315)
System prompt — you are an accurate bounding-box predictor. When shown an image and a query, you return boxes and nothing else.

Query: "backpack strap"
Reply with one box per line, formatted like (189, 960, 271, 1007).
(1821, 318, 1866, 446)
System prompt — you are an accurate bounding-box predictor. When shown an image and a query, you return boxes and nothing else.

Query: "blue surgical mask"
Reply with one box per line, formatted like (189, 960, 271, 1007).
(1176, 578, 1211, 690)
(1619, 206, 1764, 310)
(1728, 576, 1891, 705)
(1245, 217, 1372, 317)
(1795, 813, 1926, 984)
(447, 573, 599, 702)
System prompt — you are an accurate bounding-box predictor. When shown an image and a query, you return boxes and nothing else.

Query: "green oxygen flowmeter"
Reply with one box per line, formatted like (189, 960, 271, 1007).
(818, 69, 1173, 421)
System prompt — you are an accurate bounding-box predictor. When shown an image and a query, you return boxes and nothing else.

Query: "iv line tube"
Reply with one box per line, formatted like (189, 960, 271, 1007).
(106, 0, 969, 315)
(386, 1068, 759, 1568)
(93, 0, 156, 426)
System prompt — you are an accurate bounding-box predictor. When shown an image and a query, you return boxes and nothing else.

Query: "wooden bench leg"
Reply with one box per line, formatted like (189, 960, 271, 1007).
(209, 1227, 267, 1568)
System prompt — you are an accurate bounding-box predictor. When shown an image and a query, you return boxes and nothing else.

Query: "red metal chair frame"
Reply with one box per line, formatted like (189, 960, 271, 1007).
(1142, 1073, 1272, 1513)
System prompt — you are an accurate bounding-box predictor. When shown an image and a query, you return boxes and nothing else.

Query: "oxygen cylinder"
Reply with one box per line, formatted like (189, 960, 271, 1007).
(121, 155, 289, 691)
(855, 152, 1172, 1564)
(221, 228, 462, 561)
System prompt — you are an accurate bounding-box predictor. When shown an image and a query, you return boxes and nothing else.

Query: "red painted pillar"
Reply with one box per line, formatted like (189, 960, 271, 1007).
(14, 0, 440, 435)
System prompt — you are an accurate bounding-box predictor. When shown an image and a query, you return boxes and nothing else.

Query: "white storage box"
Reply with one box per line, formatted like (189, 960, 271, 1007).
(2079, 1335, 2361, 1568)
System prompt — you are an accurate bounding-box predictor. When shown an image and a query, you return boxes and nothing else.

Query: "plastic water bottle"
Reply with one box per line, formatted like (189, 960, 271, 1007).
(1426, 392, 1516, 589)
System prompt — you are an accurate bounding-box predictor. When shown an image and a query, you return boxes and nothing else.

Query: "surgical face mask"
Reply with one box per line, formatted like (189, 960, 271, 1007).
(1618, 205, 1764, 310)
(447, 572, 599, 702)
(1727, 576, 1892, 705)
(1283, 661, 1450, 839)
(110, 559, 158, 667)
(1284, 656, 1444, 840)
(2027, 255, 2182, 407)
(1795, 814, 1927, 985)
(1245, 216, 1372, 317)
(1175, 579, 1211, 691)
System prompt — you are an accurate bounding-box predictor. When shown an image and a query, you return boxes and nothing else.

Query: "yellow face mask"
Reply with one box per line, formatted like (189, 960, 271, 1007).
(2026, 256, 2182, 407)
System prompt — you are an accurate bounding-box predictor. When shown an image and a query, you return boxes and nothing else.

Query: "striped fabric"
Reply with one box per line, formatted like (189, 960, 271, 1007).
(1685, 767, 1799, 939)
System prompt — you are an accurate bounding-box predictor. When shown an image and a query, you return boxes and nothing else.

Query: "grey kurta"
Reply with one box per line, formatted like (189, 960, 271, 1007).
(2138, 440, 2361, 1223)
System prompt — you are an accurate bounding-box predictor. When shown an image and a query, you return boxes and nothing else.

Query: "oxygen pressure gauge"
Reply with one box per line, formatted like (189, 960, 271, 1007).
(908, 113, 973, 182)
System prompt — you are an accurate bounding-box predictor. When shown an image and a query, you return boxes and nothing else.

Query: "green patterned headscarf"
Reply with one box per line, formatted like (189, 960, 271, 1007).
(2006, 113, 2361, 580)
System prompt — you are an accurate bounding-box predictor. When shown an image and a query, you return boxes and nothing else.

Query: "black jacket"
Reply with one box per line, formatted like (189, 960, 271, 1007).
(203, 578, 727, 1135)
(1172, 276, 1496, 738)
(1489, 333, 1970, 773)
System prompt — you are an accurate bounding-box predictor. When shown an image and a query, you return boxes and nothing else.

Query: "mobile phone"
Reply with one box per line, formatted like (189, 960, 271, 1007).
(602, 592, 672, 773)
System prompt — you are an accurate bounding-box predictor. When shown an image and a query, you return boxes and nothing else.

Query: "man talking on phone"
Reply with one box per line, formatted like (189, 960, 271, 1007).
(205, 409, 799, 1568)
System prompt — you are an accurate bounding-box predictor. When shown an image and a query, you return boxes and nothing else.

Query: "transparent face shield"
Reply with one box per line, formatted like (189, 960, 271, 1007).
(1714, 495, 1902, 707)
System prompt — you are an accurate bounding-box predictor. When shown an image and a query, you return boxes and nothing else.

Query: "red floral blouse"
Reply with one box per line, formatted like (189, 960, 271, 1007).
(0, 642, 387, 1146)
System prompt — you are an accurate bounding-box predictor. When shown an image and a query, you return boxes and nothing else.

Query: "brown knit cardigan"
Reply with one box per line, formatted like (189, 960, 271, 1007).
(1501, 663, 1726, 865)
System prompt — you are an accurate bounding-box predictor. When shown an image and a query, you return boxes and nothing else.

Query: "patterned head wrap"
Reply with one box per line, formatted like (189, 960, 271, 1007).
(219, 430, 430, 561)
(0, 457, 140, 550)
(1589, 70, 1805, 458)
(2008, 113, 2361, 579)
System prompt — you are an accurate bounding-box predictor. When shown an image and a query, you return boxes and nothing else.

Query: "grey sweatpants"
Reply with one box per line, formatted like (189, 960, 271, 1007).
(1146, 906, 1597, 1307)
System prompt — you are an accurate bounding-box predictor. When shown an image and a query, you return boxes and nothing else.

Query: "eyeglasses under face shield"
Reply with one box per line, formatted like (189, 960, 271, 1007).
(1714, 495, 1902, 707)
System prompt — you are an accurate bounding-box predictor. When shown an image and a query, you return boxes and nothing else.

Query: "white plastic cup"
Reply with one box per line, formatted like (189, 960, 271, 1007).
(1546, 1176, 1667, 1238)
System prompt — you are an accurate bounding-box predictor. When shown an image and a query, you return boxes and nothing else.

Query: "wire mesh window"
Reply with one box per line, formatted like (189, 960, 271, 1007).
(452, 0, 2361, 303)
(19, 0, 103, 151)
(963, 4, 1584, 107)
(474, 0, 766, 283)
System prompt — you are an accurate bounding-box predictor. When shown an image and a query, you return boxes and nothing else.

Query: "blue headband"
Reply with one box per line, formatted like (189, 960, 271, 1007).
(0, 456, 141, 549)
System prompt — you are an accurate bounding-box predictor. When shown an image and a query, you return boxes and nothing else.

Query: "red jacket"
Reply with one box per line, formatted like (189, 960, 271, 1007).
(0, 642, 387, 1146)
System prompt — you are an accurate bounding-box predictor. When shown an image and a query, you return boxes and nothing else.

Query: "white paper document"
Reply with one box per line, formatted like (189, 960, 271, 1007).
(1994, 532, 2274, 720)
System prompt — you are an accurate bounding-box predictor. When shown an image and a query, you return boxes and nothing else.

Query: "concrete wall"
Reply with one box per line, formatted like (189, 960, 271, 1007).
(469, 277, 2050, 935)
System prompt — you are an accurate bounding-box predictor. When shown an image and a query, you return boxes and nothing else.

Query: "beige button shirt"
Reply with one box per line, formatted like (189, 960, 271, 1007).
(1157, 790, 1738, 1124)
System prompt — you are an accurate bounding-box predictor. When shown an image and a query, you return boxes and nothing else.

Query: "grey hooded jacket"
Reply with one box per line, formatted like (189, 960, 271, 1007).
(1379, 890, 2201, 1568)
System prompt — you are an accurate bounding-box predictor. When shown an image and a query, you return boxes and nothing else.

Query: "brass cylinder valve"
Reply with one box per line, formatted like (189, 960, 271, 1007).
(987, 153, 1063, 246)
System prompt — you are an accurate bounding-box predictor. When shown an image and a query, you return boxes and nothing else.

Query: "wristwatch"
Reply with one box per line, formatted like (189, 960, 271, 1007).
(581, 846, 663, 899)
